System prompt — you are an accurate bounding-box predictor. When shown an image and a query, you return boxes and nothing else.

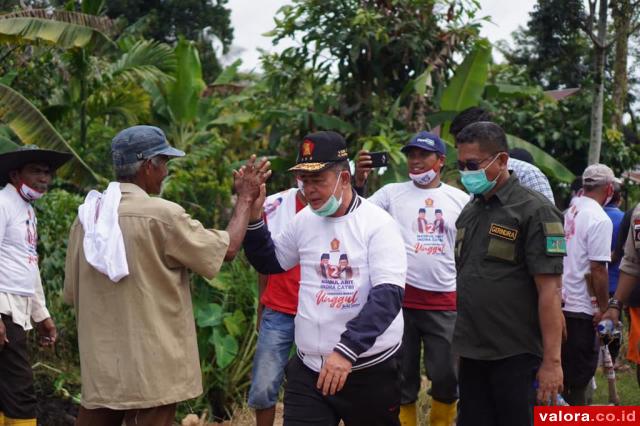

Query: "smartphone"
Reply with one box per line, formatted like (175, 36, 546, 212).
(369, 151, 389, 168)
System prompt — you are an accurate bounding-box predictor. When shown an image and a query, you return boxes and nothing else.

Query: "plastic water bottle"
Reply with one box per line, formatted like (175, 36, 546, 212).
(598, 319, 615, 336)
(555, 394, 569, 406)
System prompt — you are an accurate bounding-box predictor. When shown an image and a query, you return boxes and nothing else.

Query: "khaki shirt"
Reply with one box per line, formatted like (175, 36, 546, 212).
(64, 183, 229, 409)
(620, 203, 640, 278)
(453, 174, 565, 360)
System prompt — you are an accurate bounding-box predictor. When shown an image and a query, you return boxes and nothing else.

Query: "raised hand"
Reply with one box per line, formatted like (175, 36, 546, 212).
(233, 155, 272, 202)
(354, 150, 372, 187)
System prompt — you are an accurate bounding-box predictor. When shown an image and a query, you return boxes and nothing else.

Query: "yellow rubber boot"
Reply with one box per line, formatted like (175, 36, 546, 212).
(0, 411, 4, 426)
(399, 403, 417, 426)
(429, 400, 457, 426)
(4, 417, 36, 426)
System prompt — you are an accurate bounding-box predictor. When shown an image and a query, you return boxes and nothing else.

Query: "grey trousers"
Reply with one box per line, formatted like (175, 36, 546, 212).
(399, 309, 458, 404)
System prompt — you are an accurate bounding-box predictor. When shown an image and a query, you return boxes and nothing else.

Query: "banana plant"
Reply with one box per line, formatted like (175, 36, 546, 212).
(0, 9, 113, 50)
(438, 38, 492, 143)
(0, 83, 101, 183)
(413, 38, 575, 183)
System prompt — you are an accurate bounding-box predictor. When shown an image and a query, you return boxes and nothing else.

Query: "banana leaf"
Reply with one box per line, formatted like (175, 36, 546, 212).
(439, 39, 491, 142)
(0, 83, 100, 184)
(507, 134, 575, 183)
(0, 9, 113, 50)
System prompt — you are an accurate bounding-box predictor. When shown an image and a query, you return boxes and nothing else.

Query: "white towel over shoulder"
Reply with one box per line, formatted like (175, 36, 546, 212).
(78, 182, 129, 282)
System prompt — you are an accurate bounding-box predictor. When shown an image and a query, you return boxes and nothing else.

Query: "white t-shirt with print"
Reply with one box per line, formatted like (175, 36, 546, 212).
(562, 196, 612, 315)
(0, 184, 40, 296)
(368, 182, 469, 292)
(273, 197, 407, 372)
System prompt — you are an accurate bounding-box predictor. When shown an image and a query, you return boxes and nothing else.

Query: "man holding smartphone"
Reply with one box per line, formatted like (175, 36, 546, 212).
(355, 131, 469, 426)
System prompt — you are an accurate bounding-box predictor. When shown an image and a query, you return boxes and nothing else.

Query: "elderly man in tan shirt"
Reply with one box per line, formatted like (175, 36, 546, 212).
(64, 125, 270, 426)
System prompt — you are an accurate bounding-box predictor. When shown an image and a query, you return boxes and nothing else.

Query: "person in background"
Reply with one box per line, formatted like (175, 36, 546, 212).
(450, 107, 555, 204)
(604, 180, 625, 365)
(604, 204, 640, 388)
(561, 164, 614, 406)
(509, 148, 534, 164)
(249, 184, 306, 426)
(0, 146, 71, 426)
(355, 132, 468, 426)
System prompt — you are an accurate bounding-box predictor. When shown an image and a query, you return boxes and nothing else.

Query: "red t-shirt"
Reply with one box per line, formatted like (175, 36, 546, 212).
(403, 283, 456, 311)
(259, 195, 304, 315)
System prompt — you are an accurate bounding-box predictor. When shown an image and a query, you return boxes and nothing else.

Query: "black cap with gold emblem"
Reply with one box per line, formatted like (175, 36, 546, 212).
(288, 131, 349, 173)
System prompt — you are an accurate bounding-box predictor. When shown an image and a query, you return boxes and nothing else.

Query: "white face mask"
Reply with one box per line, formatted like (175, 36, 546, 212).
(409, 169, 437, 186)
(18, 183, 44, 202)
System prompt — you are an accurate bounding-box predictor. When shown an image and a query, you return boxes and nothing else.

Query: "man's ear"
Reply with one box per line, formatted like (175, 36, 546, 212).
(499, 152, 510, 169)
(340, 170, 350, 185)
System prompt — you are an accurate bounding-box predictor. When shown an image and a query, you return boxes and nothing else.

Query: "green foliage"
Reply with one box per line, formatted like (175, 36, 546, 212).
(439, 38, 491, 143)
(506, 134, 575, 182)
(185, 257, 259, 420)
(104, 0, 234, 81)
(166, 37, 204, 126)
(269, 0, 484, 133)
(0, 9, 114, 49)
(33, 189, 83, 365)
(502, 0, 591, 89)
(0, 83, 100, 183)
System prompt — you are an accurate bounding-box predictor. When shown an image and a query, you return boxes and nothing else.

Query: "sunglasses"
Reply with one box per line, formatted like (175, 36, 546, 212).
(457, 154, 501, 171)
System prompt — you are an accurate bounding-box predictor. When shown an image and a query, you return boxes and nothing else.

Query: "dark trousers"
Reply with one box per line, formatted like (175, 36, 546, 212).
(283, 355, 401, 426)
(457, 354, 540, 426)
(0, 314, 37, 420)
(561, 314, 599, 405)
(75, 404, 176, 426)
(399, 309, 458, 404)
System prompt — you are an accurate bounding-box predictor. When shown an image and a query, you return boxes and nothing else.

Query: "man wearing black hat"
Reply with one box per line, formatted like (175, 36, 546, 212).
(355, 131, 469, 426)
(64, 125, 270, 426)
(244, 131, 407, 425)
(0, 145, 71, 426)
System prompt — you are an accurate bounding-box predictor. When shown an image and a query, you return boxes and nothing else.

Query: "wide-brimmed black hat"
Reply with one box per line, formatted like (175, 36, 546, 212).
(0, 145, 72, 185)
(288, 131, 349, 173)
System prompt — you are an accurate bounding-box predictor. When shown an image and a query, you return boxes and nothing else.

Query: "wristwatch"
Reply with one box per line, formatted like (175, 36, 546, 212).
(607, 297, 622, 311)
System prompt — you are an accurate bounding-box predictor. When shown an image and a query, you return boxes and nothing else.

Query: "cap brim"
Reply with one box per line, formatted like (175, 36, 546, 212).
(288, 162, 334, 173)
(157, 146, 185, 158)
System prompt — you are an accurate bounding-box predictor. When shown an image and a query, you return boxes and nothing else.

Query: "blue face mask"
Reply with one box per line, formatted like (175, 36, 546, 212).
(307, 173, 343, 217)
(459, 155, 500, 195)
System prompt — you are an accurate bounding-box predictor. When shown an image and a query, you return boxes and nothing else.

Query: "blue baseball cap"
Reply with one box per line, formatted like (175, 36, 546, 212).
(111, 125, 185, 166)
(401, 131, 446, 156)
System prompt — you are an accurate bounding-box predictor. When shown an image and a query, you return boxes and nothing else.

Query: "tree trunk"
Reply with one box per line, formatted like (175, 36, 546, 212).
(611, 0, 632, 131)
(588, 0, 608, 165)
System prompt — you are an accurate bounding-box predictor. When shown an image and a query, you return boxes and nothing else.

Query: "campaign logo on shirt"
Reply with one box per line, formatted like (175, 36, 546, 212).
(315, 239, 361, 309)
(264, 196, 283, 217)
(25, 209, 38, 265)
(412, 204, 446, 255)
(565, 205, 578, 239)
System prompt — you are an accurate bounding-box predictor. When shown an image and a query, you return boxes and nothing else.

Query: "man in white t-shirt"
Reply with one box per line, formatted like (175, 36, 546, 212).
(0, 146, 71, 426)
(244, 131, 407, 426)
(355, 131, 468, 426)
(561, 164, 615, 405)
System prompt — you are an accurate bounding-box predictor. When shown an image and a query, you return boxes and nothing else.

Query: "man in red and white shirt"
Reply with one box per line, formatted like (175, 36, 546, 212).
(249, 185, 306, 426)
(0, 146, 71, 426)
(356, 132, 469, 426)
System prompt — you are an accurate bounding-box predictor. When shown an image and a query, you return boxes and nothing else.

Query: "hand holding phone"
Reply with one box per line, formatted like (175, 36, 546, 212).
(369, 151, 389, 168)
